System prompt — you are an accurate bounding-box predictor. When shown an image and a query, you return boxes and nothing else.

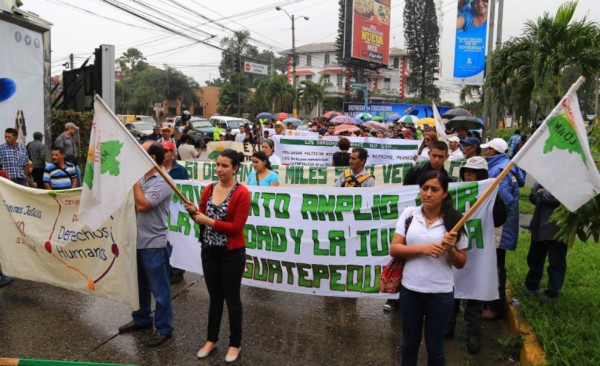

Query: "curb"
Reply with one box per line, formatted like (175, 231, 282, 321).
(505, 283, 547, 366)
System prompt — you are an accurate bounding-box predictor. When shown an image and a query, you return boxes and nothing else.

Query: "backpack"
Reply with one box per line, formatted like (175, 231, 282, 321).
(342, 169, 373, 187)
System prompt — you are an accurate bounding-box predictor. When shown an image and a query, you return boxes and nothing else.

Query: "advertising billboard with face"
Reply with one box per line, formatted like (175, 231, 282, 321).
(453, 0, 489, 85)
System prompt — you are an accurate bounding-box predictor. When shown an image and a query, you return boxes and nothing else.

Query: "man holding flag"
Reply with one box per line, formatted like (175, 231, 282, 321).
(117, 141, 174, 347)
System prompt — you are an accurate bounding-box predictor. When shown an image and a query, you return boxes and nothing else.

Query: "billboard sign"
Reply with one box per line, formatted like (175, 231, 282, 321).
(244, 61, 268, 76)
(0, 20, 44, 144)
(453, 0, 489, 85)
(343, 102, 453, 120)
(345, 0, 391, 66)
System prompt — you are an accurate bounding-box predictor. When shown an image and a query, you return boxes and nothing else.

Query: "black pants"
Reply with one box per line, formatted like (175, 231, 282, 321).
(201, 246, 245, 347)
(486, 248, 506, 316)
(32, 167, 44, 188)
(449, 299, 483, 338)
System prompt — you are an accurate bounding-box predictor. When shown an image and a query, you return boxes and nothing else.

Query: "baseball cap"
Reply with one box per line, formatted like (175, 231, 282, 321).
(447, 136, 460, 143)
(65, 122, 79, 130)
(461, 156, 488, 171)
(161, 140, 176, 151)
(153, 125, 161, 130)
(460, 137, 481, 146)
(481, 138, 508, 153)
(226, 127, 232, 131)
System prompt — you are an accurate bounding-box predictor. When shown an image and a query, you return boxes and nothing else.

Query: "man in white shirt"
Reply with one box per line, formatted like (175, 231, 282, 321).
(234, 125, 246, 142)
(448, 136, 465, 161)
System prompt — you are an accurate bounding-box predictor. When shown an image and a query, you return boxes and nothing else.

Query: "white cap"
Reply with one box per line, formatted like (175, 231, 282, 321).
(447, 136, 460, 143)
(461, 156, 488, 171)
(481, 138, 508, 153)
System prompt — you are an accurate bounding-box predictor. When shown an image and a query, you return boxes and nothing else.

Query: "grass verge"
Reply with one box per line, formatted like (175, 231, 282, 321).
(519, 186, 535, 215)
(506, 233, 600, 365)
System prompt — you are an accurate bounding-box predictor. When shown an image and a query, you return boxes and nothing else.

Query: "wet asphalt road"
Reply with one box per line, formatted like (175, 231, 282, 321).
(0, 271, 512, 366)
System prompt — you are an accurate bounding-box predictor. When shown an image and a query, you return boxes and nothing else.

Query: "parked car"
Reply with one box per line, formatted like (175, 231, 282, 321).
(125, 122, 155, 141)
(189, 117, 214, 144)
(162, 117, 176, 128)
(209, 116, 249, 135)
(118, 115, 157, 125)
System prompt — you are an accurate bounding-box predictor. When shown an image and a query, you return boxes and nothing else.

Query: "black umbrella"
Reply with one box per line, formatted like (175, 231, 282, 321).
(441, 108, 472, 119)
(445, 116, 483, 130)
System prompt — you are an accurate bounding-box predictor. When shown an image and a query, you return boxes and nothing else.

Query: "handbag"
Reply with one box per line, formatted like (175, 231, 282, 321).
(379, 213, 414, 294)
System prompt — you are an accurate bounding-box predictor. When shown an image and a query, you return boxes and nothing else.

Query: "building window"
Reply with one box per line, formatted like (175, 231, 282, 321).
(307, 55, 312, 66)
(306, 75, 313, 81)
(323, 75, 330, 85)
(393, 57, 399, 69)
(293, 54, 299, 66)
(324, 54, 330, 65)
(384, 78, 391, 89)
(294, 75, 299, 84)
(337, 75, 343, 87)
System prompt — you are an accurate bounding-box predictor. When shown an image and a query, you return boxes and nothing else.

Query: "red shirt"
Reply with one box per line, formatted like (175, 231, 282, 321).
(200, 183, 250, 250)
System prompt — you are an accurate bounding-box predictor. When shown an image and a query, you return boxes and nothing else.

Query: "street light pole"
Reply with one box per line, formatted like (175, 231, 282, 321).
(276, 6, 309, 118)
(291, 14, 296, 117)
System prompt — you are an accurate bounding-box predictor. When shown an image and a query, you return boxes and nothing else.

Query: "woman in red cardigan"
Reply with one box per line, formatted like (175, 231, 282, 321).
(184, 149, 250, 363)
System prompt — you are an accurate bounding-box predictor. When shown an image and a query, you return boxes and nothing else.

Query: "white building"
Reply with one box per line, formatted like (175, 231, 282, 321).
(280, 42, 410, 117)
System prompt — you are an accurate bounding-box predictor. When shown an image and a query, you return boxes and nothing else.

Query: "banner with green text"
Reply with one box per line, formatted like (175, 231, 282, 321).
(0, 179, 139, 309)
(180, 160, 465, 187)
(272, 135, 420, 166)
(168, 180, 498, 300)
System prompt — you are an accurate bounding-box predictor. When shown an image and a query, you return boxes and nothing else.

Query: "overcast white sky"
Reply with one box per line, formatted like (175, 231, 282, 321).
(21, 0, 600, 103)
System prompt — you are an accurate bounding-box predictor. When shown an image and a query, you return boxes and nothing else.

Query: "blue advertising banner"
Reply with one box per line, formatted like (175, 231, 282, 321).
(453, 0, 489, 85)
(343, 103, 453, 120)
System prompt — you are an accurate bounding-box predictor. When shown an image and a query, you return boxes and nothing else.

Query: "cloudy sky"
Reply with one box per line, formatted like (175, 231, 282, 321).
(21, 0, 600, 102)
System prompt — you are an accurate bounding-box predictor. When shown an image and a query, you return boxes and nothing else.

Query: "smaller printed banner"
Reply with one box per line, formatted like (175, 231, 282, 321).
(0, 180, 139, 309)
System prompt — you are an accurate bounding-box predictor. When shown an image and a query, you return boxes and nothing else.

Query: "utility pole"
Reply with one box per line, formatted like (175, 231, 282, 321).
(238, 52, 242, 116)
(489, 0, 504, 134)
(481, 0, 496, 139)
(69, 53, 74, 70)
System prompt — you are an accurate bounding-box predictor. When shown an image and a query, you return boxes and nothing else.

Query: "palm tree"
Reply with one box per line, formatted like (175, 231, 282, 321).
(487, 0, 600, 121)
(263, 74, 295, 112)
(117, 48, 147, 76)
(298, 79, 329, 117)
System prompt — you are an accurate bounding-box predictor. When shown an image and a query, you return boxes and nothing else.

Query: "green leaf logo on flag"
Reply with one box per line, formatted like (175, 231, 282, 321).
(544, 111, 587, 166)
(84, 140, 124, 189)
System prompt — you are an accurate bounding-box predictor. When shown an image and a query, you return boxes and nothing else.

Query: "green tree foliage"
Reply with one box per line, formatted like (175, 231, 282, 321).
(487, 0, 600, 122)
(403, 0, 440, 100)
(115, 64, 199, 115)
(298, 80, 329, 116)
(117, 48, 148, 76)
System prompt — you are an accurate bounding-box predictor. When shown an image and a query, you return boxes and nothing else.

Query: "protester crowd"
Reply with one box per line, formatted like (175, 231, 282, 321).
(0, 112, 569, 366)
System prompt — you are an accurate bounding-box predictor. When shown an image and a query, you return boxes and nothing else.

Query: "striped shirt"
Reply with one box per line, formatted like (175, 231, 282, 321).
(43, 162, 77, 190)
(0, 143, 29, 179)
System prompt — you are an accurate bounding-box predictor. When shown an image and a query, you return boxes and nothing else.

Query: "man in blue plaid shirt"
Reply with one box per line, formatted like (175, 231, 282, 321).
(0, 128, 30, 186)
(0, 127, 30, 287)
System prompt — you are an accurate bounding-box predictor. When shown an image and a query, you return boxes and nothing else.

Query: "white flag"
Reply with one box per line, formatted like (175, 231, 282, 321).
(79, 96, 155, 229)
(512, 78, 600, 212)
(432, 101, 448, 143)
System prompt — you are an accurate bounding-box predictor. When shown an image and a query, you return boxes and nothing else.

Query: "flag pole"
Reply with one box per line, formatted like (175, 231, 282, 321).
(450, 161, 514, 233)
(93, 95, 191, 205)
(451, 76, 587, 232)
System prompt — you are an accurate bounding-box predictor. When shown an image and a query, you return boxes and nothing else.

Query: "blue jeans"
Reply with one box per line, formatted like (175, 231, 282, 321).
(525, 240, 567, 297)
(132, 248, 173, 336)
(399, 285, 454, 366)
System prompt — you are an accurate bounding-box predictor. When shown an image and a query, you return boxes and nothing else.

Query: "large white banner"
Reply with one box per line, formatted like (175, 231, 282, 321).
(272, 135, 419, 166)
(168, 180, 499, 300)
(180, 160, 465, 187)
(0, 180, 139, 308)
(0, 20, 44, 143)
